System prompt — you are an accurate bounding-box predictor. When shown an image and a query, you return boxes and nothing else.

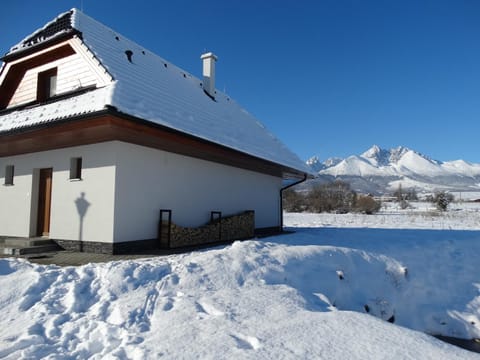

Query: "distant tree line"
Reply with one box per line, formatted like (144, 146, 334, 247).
(284, 181, 456, 214)
(283, 180, 381, 214)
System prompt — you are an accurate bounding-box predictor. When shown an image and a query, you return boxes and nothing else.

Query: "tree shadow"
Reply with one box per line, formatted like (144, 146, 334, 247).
(75, 192, 91, 251)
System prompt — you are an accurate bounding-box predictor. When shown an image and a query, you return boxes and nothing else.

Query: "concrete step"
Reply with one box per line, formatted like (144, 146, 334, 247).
(4, 238, 54, 247)
(2, 244, 61, 256)
(1, 238, 61, 256)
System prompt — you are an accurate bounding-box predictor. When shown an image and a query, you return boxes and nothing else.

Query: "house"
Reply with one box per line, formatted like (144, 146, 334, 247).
(0, 9, 311, 254)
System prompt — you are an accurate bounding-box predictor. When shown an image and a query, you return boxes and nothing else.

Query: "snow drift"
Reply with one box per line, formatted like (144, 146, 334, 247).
(0, 207, 479, 359)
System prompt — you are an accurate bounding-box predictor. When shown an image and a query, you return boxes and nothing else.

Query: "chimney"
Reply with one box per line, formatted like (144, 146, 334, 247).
(201, 52, 218, 99)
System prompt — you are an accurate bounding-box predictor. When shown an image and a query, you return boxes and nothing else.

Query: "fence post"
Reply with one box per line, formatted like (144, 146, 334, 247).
(159, 209, 172, 248)
(210, 211, 222, 241)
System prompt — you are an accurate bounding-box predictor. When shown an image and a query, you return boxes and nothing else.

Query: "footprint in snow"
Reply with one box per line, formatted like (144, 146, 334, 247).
(230, 333, 261, 350)
(127, 289, 159, 332)
(195, 301, 224, 318)
(19, 270, 59, 311)
(161, 297, 175, 311)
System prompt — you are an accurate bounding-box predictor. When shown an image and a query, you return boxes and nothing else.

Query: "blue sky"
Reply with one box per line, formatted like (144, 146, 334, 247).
(2, 1, 480, 163)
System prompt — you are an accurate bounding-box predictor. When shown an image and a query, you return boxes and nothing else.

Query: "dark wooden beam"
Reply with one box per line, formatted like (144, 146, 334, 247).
(0, 111, 306, 179)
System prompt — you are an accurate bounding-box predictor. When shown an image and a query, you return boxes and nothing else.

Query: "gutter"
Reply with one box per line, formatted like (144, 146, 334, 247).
(279, 173, 308, 231)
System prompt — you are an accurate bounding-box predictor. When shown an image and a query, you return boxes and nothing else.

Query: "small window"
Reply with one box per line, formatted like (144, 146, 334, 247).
(37, 68, 57, 102)
(4, 165, 14, 185)
(70, 157, 82, 180)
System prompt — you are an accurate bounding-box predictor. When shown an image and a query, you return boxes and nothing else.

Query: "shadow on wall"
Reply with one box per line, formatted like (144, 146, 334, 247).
(75, 192, 90, 249)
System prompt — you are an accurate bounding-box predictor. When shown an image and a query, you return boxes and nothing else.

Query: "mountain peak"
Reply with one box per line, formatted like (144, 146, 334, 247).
(361, 145, 391, 166)
(361, 144, 381, 157)
(389, 146, 411, 163)
(306, 156, 324, 172)
(324, 157, 343, 167)
(306, 156, 343, 172)
(306, 155, 320, 165)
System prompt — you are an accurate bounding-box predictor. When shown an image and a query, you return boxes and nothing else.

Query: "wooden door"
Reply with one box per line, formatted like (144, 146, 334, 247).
(37, 168, 53, 236)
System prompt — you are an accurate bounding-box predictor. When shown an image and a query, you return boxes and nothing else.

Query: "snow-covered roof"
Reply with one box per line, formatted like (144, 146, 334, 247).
(1, 9, 311, 176)
(0, 87, 111, 130)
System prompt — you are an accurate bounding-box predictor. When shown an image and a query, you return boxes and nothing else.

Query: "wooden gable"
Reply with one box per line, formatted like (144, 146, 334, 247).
(0, 37, 112, 110)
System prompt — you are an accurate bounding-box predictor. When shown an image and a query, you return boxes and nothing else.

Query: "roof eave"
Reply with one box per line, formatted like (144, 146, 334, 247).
(106, 106, 311, 179)
(0, 106, 307, 179)
(281, 168, 315, 181)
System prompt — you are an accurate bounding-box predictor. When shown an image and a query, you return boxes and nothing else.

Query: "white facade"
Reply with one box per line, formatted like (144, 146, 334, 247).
(0, 141, 283, 244)
(0, 142, 116, 243)
(113, 142, 282, 242)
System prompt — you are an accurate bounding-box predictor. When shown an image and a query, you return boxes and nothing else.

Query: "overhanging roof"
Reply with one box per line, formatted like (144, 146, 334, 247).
(1, 9, 313, 177)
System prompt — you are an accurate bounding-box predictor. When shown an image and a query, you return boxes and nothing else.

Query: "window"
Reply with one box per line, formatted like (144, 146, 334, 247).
(37, 68, 57, 102)
(70, 157, 82, 180)
(4, 165, 14, 185)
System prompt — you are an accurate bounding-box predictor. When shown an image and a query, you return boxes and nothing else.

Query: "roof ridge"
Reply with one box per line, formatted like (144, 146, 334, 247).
(8, 10, 75, 55)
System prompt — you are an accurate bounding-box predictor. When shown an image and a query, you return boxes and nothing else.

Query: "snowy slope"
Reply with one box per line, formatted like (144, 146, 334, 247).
(443, 160, 480, 178)
(1, 207, 480, 358)
(312, 145, 480, 195)
(327, 155, 395, 177)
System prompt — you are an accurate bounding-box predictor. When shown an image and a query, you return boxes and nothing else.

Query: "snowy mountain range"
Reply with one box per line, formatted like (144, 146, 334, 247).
(306, 145, 480, 196)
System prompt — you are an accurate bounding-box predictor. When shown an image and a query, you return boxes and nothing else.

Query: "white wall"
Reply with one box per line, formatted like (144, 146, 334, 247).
(0, 141, 283, 244)
(113, 142, 283, 243)
(0, 143, 116, 242)
(0, 160, 33, 237)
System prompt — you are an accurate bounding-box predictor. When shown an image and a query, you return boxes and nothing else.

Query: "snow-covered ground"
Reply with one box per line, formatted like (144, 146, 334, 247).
(288, 201, 480, 230)
(1, 203, 480, 359)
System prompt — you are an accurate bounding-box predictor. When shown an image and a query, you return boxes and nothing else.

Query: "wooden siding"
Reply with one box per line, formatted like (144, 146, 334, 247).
(0, 43, 76, 109)
(8, 52, 99, 107)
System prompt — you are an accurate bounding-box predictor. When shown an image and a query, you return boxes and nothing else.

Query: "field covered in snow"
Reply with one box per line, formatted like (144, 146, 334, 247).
(1, 202, 480, 359)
